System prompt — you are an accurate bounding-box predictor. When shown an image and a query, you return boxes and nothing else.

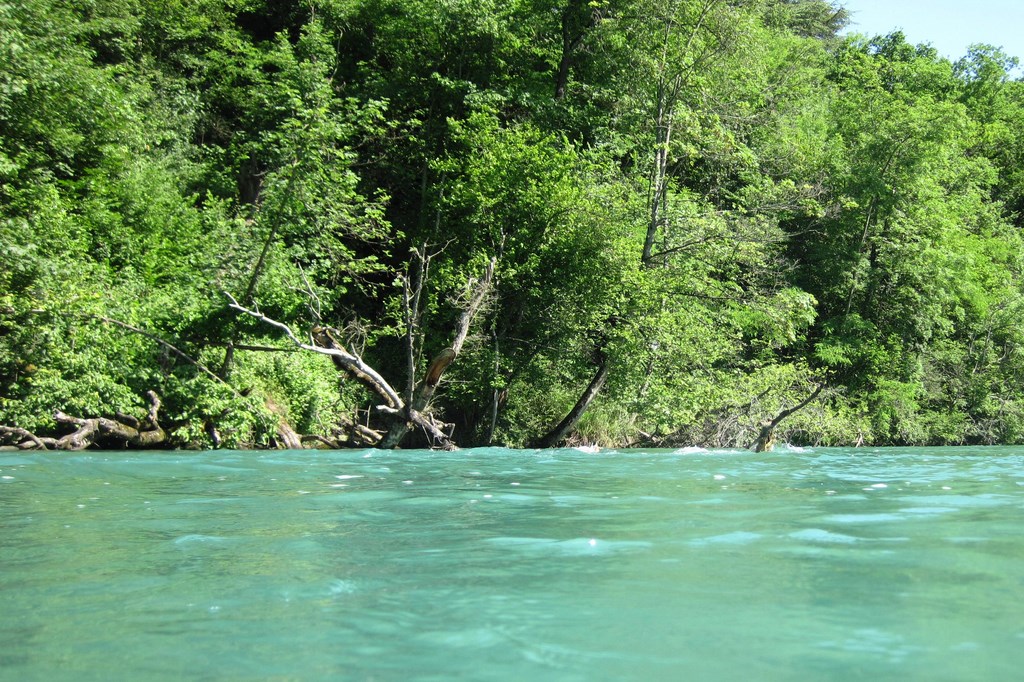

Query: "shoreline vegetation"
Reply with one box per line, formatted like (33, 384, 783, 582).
(3, 1, 1024, 452)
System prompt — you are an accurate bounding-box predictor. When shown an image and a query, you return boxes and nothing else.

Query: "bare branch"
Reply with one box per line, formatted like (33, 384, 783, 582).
(225, 292, 405, 410)
(402, 270, 416, 407)
(753, 383, 825, 452)
(295, 264, 323, 323)
(0, 426, 48, 450)
(451, 259, 496, 355)
(379, 258, 496, 449)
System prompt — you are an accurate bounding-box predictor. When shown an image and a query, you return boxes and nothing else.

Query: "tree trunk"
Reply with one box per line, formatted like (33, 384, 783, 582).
(643, 78, 675, 267)
(537, 355, 610, 448)
(266, 397, 303, 450)
(752, 383, 824, 452)
(554, 37, 573, 100)
(227, 259, 494, 450)
(379, 348, 456, 449)
(380, 259, 495, 448)
(553, 0, 603, 100)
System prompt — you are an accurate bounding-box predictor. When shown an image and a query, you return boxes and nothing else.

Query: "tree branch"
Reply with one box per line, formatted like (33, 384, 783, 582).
(94, 316, 240, 396)
(753, 383, 825, 452)
(46, 391, 169, 450)
(0, 426, 49, 450)
(224, 292, 405, 409)
(379, 258, 496, 448)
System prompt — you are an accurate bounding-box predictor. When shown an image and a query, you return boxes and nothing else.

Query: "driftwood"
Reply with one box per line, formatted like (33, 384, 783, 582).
(265, 397, 303, 450)
(1, 391, 169, 451)
(0, 426, 49, 451)
(300, 434, 344, 449)
(296, 420, 379, 449)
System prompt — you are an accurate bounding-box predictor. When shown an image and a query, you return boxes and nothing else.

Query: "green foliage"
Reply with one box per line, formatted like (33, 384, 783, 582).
(4, 0, 1024, 449)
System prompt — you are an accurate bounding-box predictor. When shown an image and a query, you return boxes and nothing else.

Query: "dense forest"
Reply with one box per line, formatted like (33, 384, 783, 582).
(3, 0, 1024, 450)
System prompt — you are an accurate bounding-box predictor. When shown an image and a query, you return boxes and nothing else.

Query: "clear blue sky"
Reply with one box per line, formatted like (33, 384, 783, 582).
(840, 0, 1024, 64)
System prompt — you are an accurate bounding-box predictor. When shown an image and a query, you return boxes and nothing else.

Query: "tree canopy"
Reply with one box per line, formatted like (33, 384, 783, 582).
(3, 0, 1024, 450)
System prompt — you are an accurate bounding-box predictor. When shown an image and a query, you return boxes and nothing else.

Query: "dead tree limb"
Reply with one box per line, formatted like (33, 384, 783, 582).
(753, 383, 824, 452)
(94, 316, 239, 396)
(450, 260, 496, 356)
(226, 258, 494, 450)
(350, 423, 384, 446)
(0, 426, 50, 450)
(379, 259, 495, 449)
(18, 311, 242, 397)
(226, 294, 445, 448)
(265, 397, 303, 450)
(300, 434, 344, 449)
(42, 390, 170, 450)
(308, 326, 403, 410)
(226, 292, 404, 409)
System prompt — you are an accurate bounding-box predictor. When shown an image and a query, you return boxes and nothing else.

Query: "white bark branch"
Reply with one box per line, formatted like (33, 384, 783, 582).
(224, 292, 405, 410)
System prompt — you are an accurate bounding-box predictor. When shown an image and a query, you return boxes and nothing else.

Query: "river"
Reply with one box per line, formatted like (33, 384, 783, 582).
(1, 446, 1022, 680)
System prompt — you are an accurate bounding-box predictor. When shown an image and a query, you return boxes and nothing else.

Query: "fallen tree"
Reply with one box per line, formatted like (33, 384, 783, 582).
(0, 390, 169, 451)
(752, 383, 825, 452)
(536, 351, 610, 448)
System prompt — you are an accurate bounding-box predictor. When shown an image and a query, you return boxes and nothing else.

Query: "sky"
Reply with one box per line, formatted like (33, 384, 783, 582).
(839, 0, 1024, 65)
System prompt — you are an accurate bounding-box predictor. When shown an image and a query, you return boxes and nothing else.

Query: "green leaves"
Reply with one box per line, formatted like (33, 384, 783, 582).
(4, 0, 1024, 448)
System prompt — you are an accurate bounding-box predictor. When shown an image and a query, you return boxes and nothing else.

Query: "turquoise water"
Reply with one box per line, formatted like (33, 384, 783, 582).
(1, 446, 1023, 681)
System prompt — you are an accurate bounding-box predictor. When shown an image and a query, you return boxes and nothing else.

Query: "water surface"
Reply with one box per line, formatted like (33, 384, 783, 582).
(2, 446, 1023, 680)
